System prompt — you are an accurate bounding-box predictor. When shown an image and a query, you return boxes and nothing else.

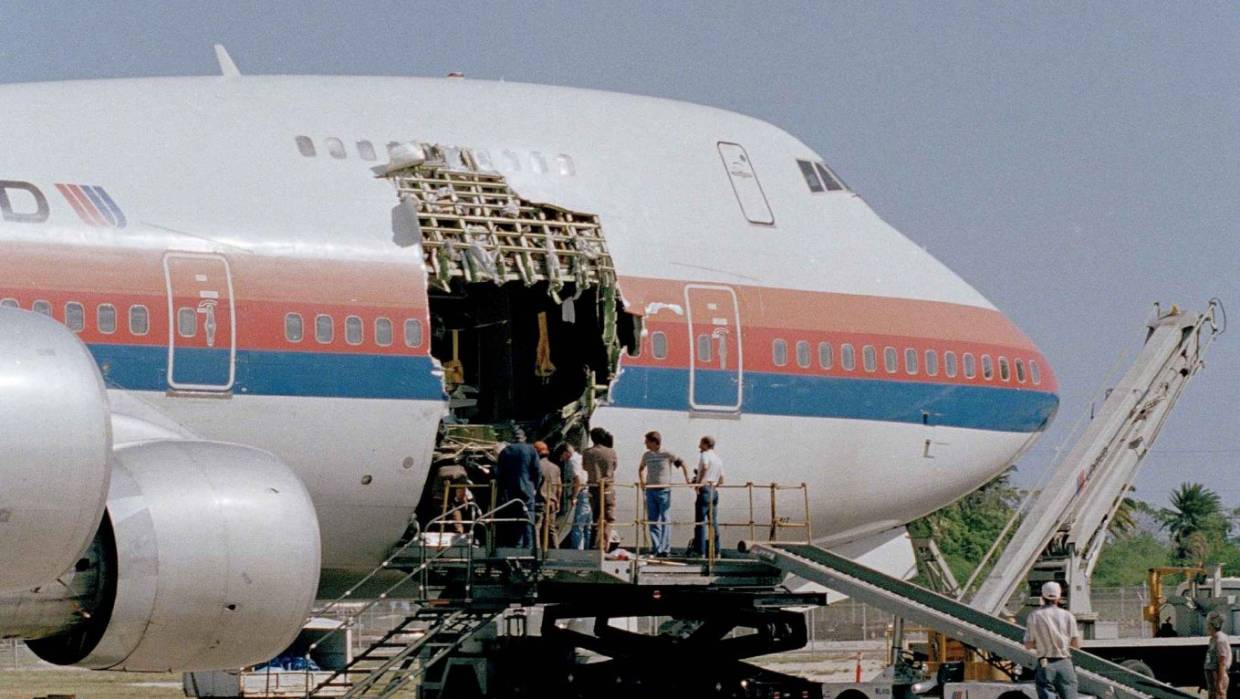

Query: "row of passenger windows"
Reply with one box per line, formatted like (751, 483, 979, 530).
(294, 137, 578, 176)
(641, 331, 1041, 386)
(770, 339, 1041, 385)
(2, 298, 151, 335)
(284, 312, 423, 348)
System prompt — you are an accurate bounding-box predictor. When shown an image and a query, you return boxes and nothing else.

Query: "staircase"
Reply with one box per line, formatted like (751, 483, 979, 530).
(307, 605, 502, 698)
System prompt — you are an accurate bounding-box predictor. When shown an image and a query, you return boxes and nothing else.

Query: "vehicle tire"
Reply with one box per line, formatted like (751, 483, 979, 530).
(997, 691, 1028, 699)
(838, 690, 871, 699)
(1120, 659, 1155, 678)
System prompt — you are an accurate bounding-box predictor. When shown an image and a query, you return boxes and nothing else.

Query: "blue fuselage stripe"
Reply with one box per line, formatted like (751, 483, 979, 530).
(86, 344, 1057, 432)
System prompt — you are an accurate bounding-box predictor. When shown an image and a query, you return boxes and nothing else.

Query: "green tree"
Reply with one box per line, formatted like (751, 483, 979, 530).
(911, 471, 1022, 585)
(1092, 532, 1172, 586)
(1159, 483, 1229, 563)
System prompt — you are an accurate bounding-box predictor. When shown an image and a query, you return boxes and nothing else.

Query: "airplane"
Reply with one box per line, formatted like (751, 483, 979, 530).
(0, 63, 1058, 673)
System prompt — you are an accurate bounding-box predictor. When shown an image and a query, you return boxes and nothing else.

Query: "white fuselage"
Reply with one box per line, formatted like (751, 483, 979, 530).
(0, 75, 1058, 574)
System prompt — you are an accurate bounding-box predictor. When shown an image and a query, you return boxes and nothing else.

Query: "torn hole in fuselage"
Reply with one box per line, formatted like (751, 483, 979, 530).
(384, 142, 640, 527)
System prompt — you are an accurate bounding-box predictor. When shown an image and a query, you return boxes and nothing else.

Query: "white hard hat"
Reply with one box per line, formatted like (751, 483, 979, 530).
(1041, 581, 1063, 600)
(1207, 611, 1226, 630)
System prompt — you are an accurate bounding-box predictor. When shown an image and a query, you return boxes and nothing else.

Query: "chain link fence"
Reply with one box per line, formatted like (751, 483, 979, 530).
(808, 585, 1151, 643)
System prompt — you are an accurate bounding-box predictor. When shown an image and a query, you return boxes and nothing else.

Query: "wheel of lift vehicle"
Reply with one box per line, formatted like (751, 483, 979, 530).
(837, 689, 871, 699)
(1119, 659, 1155, 678)
(997, 691, 1030, 699)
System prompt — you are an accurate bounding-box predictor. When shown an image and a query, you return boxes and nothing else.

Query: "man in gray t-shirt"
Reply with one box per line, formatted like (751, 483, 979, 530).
(636, 430, 689, 556)
(1205, 611, 1232, 699)
(1024, 582, 1080, 699)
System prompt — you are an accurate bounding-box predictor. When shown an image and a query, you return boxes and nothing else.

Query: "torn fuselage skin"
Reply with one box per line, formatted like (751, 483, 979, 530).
(385, 143, 637, 526)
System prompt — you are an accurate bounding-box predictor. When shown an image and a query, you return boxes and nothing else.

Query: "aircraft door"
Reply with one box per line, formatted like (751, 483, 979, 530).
(163, 252, 236, 392)
(685, 284, 743, 413)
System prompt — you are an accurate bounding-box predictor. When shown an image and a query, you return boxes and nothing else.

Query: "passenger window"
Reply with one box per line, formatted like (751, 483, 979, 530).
(32, 300, 52, 316)
(862, 345, 877, 373)
(944, 351, 957, 378)
(345, 315, 364, 345)
(556, 154, 576, 176)
(841, 343, 855, 371)
(315, 314, 333, 344)
(905, 348, 918, 375)
(925, 350, 938, 376)
(982, 355, 994, 380)
(963, 353, 976, 379)
(375, 317, 393, 347)
(697, 334, 712, 363)
(772, 339, 788, 367)
(796, 340, 811, 368)
(129, 305, 149, 336)
(652, 331, 668, 360)
(797, 159, 824, 193)
(357, 140, 377, 161)
(0, 298, 17, 307)
(178, 307, 196, 337)
(65, 302, 85, 332)
(502, 150, 522, 171)
(530, 151, 548, 174)
(404, 319, 423, 348)
(815, 162, 845, 191)
(285, 313, 303, 343)
(295, 136, 316, 157)
(999, 357, 1011, 382)
(1016, 359, 1027, 383)
(1031, 361, 1042, 385)
(883, 346, 898, 374)
(325, 137, 347, 159)
(97, 304, 117, 334)
(475, 150, 494, 170)
(818, 341, 833, 369)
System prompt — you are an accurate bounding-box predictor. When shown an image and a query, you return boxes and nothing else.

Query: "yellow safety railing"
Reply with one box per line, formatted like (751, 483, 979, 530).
(437, 479, 812, 571)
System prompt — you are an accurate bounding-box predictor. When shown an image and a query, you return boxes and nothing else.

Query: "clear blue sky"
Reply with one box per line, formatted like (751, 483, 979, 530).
(2, 2, 1236, 508)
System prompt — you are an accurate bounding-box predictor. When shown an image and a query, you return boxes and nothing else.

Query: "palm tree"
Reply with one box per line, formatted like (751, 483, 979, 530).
(1159, 483, 1225, 562)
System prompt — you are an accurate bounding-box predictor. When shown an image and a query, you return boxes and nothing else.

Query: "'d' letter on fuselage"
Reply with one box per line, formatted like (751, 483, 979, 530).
(0, 181, 49, 223)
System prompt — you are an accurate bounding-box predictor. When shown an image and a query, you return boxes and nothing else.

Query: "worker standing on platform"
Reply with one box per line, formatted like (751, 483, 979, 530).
(637, 431, 689, 557)
(560, 443, 593, 549)
(1204, 611, 1231, 699)
(691, 435, 724, 557)
(1023, 581, 1081, 699)
(495, 429, 539, 550)
(583, 427, 618, 549)
(533, 441, 560, 550)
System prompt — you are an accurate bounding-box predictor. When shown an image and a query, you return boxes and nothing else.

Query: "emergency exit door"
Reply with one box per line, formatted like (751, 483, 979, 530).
(685, 284, 743, 413)
(163, 252, 236, 392)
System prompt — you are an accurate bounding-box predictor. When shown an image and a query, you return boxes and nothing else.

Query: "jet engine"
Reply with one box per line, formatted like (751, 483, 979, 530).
(0, 307, 111, 594)
(20, 440, 321, 671)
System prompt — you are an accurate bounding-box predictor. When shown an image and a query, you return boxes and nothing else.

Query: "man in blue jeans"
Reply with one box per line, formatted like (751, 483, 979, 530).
(691, 436, 725, 557)
(1024, 581, 1080, 699)
(636, 431, 689, 556)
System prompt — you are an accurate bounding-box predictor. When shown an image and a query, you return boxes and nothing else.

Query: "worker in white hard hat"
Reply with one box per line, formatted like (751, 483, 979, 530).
(1023, 581, 1081, 699)
(1204, 610, 1232, 699)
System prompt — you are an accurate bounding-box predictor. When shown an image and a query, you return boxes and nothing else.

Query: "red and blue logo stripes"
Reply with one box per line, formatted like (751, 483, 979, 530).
(55, 183, 127, 228)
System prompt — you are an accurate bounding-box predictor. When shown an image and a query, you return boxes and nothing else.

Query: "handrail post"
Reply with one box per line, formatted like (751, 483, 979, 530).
(769, 483, 778, 541)
(747, 482, 755, 543)
(707, 487, 715, 574)
(802, 482, 811, 542)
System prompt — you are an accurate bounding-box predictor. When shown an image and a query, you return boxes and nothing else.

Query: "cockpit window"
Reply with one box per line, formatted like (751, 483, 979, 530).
(797, 160, 824, 193)
(815, 162, 845, 191)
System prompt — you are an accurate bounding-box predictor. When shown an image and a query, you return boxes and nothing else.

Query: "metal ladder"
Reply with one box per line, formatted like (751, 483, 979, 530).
(303, 499, 533, 697)
(309, 605, 503, 698)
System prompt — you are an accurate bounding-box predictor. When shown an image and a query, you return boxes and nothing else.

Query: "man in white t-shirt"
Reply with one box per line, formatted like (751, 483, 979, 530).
(691, 435, 725, 557)
(1024, 581, 1080, 699)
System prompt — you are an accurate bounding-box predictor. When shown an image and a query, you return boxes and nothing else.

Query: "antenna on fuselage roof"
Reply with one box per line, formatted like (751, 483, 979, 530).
(214, 44, 241, 78)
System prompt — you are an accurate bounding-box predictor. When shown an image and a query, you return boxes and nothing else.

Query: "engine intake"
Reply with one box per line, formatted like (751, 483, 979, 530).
(27, 440, 321, 671)
(0, 307, 111, 594)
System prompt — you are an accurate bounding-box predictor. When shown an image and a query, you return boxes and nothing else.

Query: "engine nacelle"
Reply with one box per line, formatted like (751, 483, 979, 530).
(27, 440, 321, 671)
(0, 307, 111, 594)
